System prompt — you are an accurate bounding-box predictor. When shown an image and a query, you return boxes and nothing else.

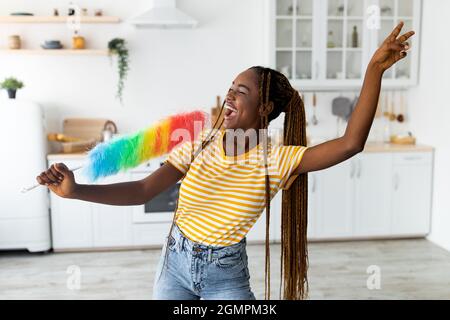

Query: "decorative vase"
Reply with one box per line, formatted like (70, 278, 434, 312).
(7, 89, 17, 99)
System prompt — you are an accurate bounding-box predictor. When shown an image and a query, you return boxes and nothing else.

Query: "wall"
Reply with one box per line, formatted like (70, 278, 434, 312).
(0, 0, 410, 142)
(409, 0, 450, 251)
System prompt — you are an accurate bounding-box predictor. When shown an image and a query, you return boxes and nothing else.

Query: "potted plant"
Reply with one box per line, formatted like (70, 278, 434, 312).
(1, 77, 24, 99)
(108, 38, 129, 105)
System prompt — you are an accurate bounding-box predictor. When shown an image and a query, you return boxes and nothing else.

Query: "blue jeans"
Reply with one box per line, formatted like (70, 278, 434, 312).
(152, 223, 256, 300)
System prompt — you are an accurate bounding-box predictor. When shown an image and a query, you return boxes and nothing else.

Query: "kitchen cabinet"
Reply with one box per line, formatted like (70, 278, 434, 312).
(49, 160, 94, 249)
(353, 153, 393, 237)
(310, 150, 433, 240)
(390, 152, 433, 235)
(316, 157, 354, 238)
(91, 174, 133, 248)
(47, 147, 433, 250)
(265, 0, 421, 89)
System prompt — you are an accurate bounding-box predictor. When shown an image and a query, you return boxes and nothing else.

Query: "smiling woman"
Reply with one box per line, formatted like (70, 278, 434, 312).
(154, 21, 415, 301)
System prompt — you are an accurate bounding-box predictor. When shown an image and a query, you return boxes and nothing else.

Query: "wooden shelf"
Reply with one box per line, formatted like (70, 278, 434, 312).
(0, 49, 111, 56)
(0, 16, 120, 24)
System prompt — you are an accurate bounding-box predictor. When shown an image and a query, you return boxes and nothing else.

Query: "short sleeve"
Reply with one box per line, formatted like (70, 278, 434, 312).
(165, 129, 207, 175)
(274, 145, 309, 190)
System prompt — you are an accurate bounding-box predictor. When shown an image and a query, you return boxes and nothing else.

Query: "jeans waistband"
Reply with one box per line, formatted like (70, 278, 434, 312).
(171, 223, 246, 254)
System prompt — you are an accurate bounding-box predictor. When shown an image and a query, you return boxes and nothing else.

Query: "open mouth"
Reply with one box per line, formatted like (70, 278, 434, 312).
(224, 103, 238, 121)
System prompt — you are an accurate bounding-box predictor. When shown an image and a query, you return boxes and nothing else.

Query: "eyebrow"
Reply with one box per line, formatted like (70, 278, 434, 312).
(232, 81, 251, 92)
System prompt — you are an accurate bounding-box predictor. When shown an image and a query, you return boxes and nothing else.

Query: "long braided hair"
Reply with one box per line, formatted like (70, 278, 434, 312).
(251, 66, 309, 300)
(164, 66, 308, 300)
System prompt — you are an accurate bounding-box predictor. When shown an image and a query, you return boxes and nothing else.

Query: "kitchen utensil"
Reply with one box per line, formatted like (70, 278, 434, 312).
(102, 120, 118, 142)
(332, 95, 352, 138)
(389, 92, 396, 121)
(397, 92, 405, 123)
(332, 96, 353, 119)
(311, 92, 318, 125)
(383, 92, 389, 118)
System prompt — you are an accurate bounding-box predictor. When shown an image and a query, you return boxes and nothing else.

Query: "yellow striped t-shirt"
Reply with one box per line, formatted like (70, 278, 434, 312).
(166, 128, 308, 247)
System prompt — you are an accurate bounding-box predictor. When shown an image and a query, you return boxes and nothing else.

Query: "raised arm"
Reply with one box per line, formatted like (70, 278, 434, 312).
(38, 162, 184, 206)
(295, 21, 415, 174)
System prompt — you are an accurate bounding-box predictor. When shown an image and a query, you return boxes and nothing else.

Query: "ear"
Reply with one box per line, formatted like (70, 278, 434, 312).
(259, 101, 274, 117)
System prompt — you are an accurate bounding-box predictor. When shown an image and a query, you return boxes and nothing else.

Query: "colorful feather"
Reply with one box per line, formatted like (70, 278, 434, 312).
(82, 110, 209, 182)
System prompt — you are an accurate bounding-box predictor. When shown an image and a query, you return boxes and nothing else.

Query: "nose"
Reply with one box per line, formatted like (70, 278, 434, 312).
(226, 90, 236, 102)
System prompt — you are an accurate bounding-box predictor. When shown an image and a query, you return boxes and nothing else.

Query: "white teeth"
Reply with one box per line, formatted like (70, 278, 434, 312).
(225, 104, 238, 112)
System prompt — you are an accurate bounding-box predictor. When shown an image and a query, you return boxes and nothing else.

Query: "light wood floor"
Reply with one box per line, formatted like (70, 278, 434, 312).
(1, 239, 450, 299)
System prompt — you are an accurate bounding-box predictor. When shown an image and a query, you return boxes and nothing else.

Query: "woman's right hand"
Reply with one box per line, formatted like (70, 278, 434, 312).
(36, 163, 77, 198)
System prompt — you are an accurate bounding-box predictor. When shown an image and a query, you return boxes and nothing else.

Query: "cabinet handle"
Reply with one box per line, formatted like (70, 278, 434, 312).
(393, 173, 399, 190)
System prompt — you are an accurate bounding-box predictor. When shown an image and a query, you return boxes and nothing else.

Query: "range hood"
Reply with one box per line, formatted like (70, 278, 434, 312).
(129, 0, 198, 29)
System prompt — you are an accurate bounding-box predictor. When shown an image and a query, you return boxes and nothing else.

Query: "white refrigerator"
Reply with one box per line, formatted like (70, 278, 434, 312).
(0, 99, 51, 252)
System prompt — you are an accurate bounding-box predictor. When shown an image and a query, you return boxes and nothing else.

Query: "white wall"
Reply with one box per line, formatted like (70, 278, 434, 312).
(0, 0, 266, 134)
(409, 0, 450, 251)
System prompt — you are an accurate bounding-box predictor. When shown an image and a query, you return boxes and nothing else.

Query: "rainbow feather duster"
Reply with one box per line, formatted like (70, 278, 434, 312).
(82, 110, 209, 182)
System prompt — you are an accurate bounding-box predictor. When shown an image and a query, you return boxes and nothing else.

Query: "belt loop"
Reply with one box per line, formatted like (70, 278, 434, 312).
(181, 235, 186, 252)
(207, 248, 212, 263)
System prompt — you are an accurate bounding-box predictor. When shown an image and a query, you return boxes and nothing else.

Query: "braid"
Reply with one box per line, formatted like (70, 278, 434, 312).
(259, 69, 273, 300)
(251, 66, 309, 300)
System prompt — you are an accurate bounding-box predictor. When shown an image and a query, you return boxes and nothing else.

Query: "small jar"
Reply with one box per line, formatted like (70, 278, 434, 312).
(8, 35, 21, 50)
(72, 35, 85, 49)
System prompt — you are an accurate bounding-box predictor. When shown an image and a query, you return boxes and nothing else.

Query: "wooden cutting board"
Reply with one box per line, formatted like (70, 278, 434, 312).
(63, 118, 111, 141)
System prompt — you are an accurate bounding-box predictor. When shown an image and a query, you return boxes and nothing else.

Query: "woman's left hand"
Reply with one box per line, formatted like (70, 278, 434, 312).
(370, 21, 415, 73)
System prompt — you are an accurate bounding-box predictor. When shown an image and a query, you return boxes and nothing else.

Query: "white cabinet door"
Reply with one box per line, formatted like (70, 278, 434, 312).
(91, 173, 133, 247)
(316, 158, 354, 238)
(391, 153, 433, 235)
(307, 171, 320, 239)
(49, 159, 93, 249)
(353, 153, 393, 236)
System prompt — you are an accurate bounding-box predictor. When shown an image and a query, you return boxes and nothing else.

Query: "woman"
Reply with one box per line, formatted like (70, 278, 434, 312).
(37, 22, 414, 300)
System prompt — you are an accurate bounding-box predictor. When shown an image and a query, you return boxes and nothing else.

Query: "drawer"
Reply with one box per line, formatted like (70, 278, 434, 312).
(393, 152, 433, 166)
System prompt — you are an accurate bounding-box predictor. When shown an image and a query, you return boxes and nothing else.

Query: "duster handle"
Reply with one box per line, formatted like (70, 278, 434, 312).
(21, 166, 83, 194)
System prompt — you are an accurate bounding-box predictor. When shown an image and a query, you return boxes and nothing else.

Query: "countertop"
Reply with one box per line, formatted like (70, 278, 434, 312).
(47, 142, 434, 161)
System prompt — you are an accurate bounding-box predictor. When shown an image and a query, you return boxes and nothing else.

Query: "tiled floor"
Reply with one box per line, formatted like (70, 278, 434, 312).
(1, 239, 450, 299)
